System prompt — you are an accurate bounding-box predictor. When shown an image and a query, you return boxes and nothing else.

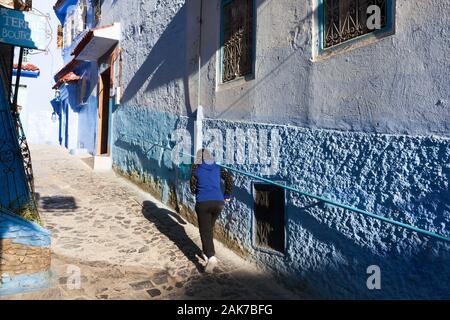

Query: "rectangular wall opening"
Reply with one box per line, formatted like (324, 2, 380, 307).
(253, 183, 285, 254)
(97, 67, 110, 156)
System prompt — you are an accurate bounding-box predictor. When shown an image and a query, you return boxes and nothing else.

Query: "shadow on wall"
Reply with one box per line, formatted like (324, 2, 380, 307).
(283, 198, 450, 300)
(120, 3, 196, 115)
(120, 0, 274, 117)
(216, 1, 315, 119)
(118, 0, 317, 122)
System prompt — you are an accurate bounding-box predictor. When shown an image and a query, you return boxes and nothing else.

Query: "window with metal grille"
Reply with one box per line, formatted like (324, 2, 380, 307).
(221, 0, 254, 83)
(322, 0, 389, 49)
(22, 48, 30, 62)
(253, 183, 285, 254)
(94, 0, 102, 26)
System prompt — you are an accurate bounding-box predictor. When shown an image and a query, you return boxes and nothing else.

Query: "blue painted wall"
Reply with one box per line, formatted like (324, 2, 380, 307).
(56, 0, 97, 64)
(111, 104, 450, 299)
(60, 83, 80, 151)
(0, 208, 51, 247)
(112, 105, 191, 204)
(204, 119, 450, 299)
(0, 271, 52, 297)
(53, 0, 100, 156)
(100, 0, 450, 298)
(76, 62, 99, 155)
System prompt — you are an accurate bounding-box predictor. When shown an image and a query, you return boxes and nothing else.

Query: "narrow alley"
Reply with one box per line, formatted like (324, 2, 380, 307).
(5, 145, 301, 300)
(1, 0, 449, 302)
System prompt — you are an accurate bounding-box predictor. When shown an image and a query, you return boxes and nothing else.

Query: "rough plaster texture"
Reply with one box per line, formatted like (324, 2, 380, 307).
(203, 118, 450, 299)
(112, 106, 190, 204)
(100, 0, 450, 136)
(200, 0, 450, 136)
(103, 0, 450, 298)
(100, 0, 199, 117)
(112, 106, 450, 298)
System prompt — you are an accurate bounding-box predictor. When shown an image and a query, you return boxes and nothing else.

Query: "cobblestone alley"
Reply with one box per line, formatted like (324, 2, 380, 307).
(3, 145, 302, 300)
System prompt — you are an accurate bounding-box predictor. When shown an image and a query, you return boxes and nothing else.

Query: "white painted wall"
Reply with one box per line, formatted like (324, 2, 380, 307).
(17, 0, 64, 145)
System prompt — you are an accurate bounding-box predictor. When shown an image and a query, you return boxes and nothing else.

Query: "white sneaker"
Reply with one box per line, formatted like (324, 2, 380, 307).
(204, 256, 218, 273)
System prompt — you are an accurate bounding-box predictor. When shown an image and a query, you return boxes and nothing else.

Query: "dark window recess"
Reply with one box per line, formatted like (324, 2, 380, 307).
(253, 184, 285, 254)
(323, 0, 387, 49)
(222, 0, 253, 83)
(94, 0, 102, 25)
(81, 0, 88, 30)
(57, 25, 64, 48)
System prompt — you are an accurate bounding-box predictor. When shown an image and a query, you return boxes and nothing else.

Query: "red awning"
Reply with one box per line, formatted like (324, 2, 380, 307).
(52, 72, 80, 89)
(13, 63, 40, 72)
(53, 58, 80, 82)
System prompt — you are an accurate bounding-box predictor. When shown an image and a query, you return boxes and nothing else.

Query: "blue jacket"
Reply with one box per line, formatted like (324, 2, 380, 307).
(190, 162, 233, 203)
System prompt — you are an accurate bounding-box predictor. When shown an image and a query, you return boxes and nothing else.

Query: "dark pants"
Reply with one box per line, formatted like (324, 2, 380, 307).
(195, 200, 224, 258)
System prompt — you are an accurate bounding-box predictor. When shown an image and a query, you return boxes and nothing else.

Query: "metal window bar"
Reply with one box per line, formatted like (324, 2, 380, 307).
(222, 0, 253, 83)
(139, 139, 450, 244)
(324, 0, 387, 48)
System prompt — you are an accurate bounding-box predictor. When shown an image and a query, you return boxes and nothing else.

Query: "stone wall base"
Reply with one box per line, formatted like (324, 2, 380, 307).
(0, 239, 51, 276)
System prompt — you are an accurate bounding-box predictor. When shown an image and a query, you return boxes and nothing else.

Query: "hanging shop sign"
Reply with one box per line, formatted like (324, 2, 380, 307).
(0, 7, 49, 50)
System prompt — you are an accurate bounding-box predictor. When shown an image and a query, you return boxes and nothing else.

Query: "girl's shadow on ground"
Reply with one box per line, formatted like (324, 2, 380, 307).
(141, 200, 204, 272)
